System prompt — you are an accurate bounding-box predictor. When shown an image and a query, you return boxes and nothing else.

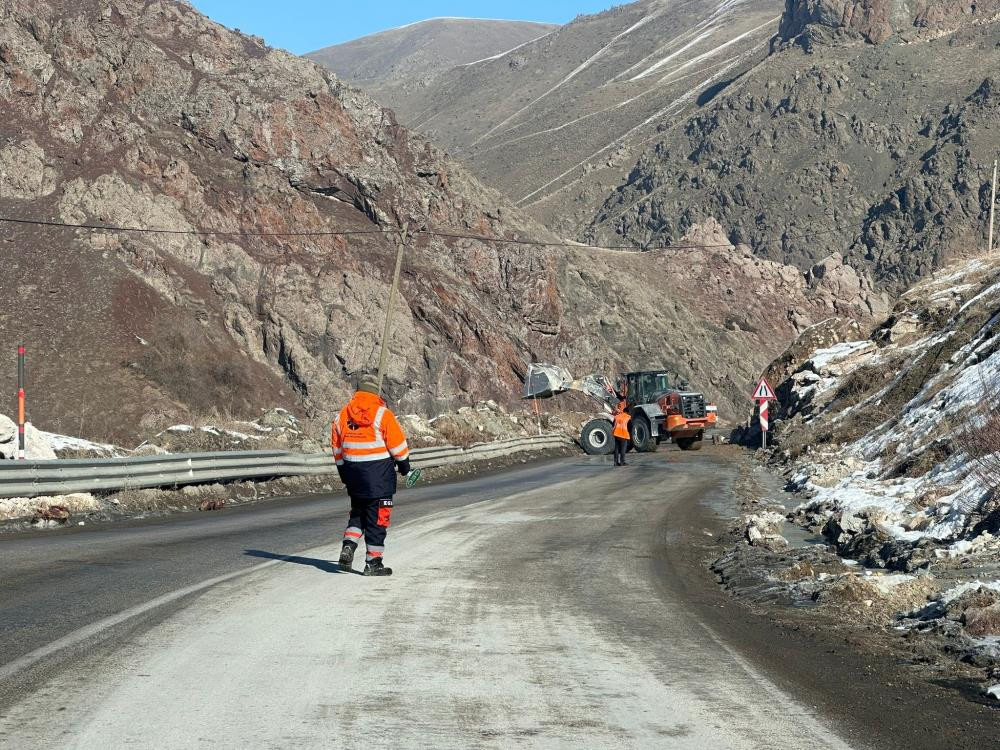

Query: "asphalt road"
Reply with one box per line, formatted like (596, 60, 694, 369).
(0, 453, 858, 749)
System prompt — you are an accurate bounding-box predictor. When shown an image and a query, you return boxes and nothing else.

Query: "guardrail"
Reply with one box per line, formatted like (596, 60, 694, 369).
(0, 434, 574, 498)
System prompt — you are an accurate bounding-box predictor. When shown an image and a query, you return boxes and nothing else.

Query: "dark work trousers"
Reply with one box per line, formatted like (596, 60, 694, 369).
(614, 437, 628, 466)
(343, 497, 394, 561)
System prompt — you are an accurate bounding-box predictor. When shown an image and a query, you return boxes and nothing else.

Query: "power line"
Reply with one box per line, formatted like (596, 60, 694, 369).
(0, 212, 861, 254)
(0, 215, 390, 238)
(420, 228, 736, 251)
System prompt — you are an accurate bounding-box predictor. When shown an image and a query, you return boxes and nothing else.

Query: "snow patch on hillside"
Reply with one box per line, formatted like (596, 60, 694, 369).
(774, 256, 1000, 565)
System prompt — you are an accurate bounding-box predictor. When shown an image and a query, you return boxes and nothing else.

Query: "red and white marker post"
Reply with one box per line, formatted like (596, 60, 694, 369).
(752, 376, 777, 450)
(17, 344, 26, 460)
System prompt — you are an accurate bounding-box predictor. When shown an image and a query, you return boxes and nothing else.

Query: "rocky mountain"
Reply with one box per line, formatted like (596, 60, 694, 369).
(591, 0, 1000, 292)
(0, 0, 885, 444)
(310, 0, 786, 236)
(306, 18, 557, 107)
(315, 0, 1000, 299)
(0, 0, 576, 441)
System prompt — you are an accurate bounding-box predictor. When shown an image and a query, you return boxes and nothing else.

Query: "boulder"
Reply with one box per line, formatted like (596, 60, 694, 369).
(744, 512, 789, 550)
(776, 0, 1000, 44)
(964, 605, 1000, 637)
(0, 418, 58, 460)
(0, 414, 15, 445)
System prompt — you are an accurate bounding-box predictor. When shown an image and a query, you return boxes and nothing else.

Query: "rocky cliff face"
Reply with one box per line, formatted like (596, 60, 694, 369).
(552, 218, 887, 417)
(591, 3, 1000, 293)
(0, 0, 573, 439)
(777, 0, 1000, 45)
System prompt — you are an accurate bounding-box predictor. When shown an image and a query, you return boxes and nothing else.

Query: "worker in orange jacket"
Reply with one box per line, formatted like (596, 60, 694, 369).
(612, 401, 630, 467)
(332, 380, 411, 576)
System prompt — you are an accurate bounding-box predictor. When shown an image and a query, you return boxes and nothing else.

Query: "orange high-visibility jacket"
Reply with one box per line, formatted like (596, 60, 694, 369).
(613, 411, 631, 439)
(332, 391, 410, 499)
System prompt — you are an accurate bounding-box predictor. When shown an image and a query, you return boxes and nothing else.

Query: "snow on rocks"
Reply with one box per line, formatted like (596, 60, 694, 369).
(0, 492, 100, 523)
(806, 340, 877, 376)
(743, 511, 788, 549)
(769, 256, 1000, 576)
(898, 580, 1000, 664)
(137, 409, 313, 453)
(0, 414, 57, 460)
(746, 255, 1000, 677)
(0, 413, 120, 459)
(38, 430, 117, 456)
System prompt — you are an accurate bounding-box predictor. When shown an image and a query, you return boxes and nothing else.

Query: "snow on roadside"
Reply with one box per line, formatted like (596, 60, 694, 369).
(757, 255, 1000, 687)
(37, 431, 119, 456)
(936, 580, 1000, 606)
(776, 256, 1000, 554)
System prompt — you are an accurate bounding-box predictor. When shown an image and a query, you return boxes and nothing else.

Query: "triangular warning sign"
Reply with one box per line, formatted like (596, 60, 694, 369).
(753, 377, 777, 401)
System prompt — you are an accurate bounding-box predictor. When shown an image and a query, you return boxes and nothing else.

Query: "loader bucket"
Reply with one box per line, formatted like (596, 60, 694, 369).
(523, 363, 572, 399)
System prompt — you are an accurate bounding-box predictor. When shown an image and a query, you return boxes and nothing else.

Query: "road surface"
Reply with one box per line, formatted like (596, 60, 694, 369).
(0, 454, 854, 749)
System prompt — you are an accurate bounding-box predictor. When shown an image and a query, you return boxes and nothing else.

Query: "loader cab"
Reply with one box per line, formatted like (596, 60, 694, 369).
(624, 370, 674, 406)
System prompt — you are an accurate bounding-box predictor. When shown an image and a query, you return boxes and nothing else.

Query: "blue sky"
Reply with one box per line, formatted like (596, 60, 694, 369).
(188, 1, 617, 54)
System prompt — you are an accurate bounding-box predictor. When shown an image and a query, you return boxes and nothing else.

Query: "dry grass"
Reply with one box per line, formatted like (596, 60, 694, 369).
(134, 328, 258, 419)
(954, 368, 1000, 498)
(431, 420, 487, 448)
(887, 439, 955, 479)
(832, 361, 896, 410)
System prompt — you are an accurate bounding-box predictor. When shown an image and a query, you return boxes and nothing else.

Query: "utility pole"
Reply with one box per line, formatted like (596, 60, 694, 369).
(989, 159, 998, 256)
(376, 223, 409, 394)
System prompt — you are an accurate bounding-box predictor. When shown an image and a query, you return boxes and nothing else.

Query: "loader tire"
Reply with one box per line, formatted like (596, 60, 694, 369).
(630, 416, 657, 453)
(580, 419, 614, 455)
(676, 436, 703, 451)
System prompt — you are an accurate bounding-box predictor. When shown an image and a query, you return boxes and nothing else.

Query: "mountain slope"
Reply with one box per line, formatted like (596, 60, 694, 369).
(0, 0, 569, 440)
(306, 18, 557, 107)
(320, 0, 785, 235)
(590, 0, 1000, 291)
(0, 0, 884, 443)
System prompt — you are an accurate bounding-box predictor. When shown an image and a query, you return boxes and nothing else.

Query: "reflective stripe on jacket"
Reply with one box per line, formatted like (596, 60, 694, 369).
(613, 411, 631, 440)
(332, 391, 410, 500)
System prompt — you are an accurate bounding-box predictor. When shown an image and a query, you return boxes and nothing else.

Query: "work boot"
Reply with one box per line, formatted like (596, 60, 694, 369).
(364, 558, 393, 576)
(338, 541, 356, 572)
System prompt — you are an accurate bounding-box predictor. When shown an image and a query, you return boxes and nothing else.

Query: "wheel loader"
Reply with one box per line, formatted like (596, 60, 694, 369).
(523, 364, 718, 454)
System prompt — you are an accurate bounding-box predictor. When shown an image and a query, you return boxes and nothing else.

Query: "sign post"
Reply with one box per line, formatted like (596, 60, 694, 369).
(17, 344, 26, 460)
(752, 376, 777, 450)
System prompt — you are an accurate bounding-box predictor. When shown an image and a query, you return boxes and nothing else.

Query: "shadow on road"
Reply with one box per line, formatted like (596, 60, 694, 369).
(244, 549, 361, 575)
